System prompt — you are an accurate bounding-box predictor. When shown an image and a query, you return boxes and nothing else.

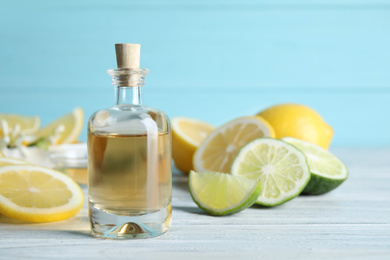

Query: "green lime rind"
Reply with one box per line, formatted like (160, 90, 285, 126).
(188, 171, 262, 216)
(231, 138, 311, 207)
(282, 137, 348, 195)
(302, 173, 345, 195)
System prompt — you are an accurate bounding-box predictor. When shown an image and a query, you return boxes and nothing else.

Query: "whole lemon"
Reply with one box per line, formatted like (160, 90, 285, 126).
(257, 104, 333, 149)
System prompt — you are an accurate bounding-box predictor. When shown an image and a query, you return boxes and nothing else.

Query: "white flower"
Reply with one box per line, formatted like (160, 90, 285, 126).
(48, 124, 65, 145)
(1, 120, 10, 145)
(0, 120, 36, 150)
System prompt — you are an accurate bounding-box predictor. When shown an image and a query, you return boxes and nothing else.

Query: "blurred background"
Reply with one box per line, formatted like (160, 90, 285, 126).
(1, 0, 389, 147)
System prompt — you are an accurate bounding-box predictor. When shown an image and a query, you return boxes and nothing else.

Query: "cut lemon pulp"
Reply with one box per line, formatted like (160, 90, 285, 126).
(172, 117, 215, 173)
(0, 114, 40, 135)
(0, 165, 84, 222)
(37, 108, 84, 144)
(188, 171, 261, 215)
(193, 116, 275, 173)
(231, 138, 310, 207)
(282, 137, 348, 195)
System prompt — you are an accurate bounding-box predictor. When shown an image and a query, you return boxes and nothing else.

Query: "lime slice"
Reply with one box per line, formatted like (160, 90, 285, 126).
(188, 171, 261, 216)
(231, 138, 310, 207)
(282, 137, 348, 195)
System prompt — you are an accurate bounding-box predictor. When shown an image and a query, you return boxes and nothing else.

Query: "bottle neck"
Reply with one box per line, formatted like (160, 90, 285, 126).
(115, 86, 143, 106)
(107, 68, 150, 107)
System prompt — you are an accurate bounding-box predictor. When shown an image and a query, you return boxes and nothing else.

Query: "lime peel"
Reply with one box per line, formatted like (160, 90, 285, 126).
(282, 137, 348, 195)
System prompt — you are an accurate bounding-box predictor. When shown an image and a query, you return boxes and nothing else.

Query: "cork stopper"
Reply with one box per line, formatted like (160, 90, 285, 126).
(115, 43, 141, 68)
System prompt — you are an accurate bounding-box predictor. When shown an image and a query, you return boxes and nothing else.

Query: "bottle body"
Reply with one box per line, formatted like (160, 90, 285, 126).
(87, 69, 172, 239)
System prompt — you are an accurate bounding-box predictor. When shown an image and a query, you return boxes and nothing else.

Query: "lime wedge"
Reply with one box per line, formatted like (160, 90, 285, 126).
(188, 171, 261, 216)
(231, 138, 310, 207)
(282, 137, 348, 195)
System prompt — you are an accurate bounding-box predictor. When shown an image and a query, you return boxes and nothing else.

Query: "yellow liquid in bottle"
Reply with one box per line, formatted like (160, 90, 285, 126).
(88, 132, 172, 216)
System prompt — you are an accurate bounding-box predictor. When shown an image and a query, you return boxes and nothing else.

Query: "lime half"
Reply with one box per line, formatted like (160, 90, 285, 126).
(282, 137, 348, 195)
(188, 171, 261, 216)
(231, 138, 310, 207)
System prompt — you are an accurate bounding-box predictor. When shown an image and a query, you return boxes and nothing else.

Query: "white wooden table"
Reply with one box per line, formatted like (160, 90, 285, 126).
(1, 148, 389, 259)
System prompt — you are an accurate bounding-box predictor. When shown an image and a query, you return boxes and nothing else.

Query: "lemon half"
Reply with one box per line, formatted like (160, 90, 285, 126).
(193, 116, 275, 173)
(0, 165, 84, 222)
(0, 114, 40, 135)
(172, 117, 215, 173)
(37, 108, 84, 144)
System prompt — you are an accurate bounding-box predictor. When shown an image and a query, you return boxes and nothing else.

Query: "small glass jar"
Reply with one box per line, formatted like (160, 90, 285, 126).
(49, 143, 88, 185)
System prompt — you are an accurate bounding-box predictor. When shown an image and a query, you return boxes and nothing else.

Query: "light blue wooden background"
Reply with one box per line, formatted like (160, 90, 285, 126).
(1, 0, 389, 147)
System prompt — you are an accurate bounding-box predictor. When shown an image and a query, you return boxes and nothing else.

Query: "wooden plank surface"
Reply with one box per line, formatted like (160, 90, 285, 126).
(0, 147, 389, 259)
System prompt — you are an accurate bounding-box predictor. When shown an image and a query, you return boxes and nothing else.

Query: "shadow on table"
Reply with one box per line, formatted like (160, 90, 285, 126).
(62, 230, 92, 238)
(0, 215, 88, 225)
(0, 216, 91, 238)
(173, 178, 189, 192)
(172, 166, 212, 216)
(172, 170, 189, 193)
(0, 214, 92, 237)
(172, 205, 209, 216)
(0, 214, 35, 224)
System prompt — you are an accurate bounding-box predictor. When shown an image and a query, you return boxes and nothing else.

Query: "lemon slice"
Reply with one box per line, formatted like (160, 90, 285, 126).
(37, 108, 84, 144)
(188, 171, 261, 215)
(193, 116, 275, 173)
(0, 165, 84, 222)
(0, 114, 40, 135)
(0, 157, 29, 167)
(172, 117, 215, 173)
(282, 137, 348, 195)
(231, 138, 310, 207)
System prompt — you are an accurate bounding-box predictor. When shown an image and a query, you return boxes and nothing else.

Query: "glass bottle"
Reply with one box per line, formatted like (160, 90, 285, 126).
(87, 45, 172, 239)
